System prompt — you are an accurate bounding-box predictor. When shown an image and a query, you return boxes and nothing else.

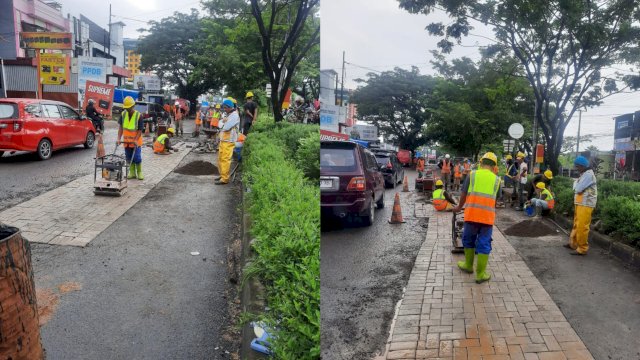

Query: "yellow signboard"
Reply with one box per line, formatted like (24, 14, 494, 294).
(39, 53, 70, 85)
(20, 32, 73, 50)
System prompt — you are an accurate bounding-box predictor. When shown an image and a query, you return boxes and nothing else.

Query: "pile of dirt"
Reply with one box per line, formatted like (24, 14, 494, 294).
(174, 161, 219, 176)
(503, 219, 558, 238)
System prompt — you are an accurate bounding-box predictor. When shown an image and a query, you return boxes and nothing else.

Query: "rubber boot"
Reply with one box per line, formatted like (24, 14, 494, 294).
(475, 254, 491, 284)
(457, 248, 475, 274)
(135, 163, 144, 180)
(127, 163, 136, 179)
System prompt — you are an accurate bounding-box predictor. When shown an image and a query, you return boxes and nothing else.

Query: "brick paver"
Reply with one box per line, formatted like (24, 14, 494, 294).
(384, 208, 594, 360)
(0, 143, 193, 247)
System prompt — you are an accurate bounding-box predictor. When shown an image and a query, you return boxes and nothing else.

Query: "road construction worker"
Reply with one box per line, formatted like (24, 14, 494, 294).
(453, 161, 462, 191)
(566, 156, 597, 255)
(194, 101, 210, 137)
(210, 104, 221, 128)
(174, 102, 185, 136)
(432, 179, 457, 211)
(514, 152, 528, 211)
(439, 154, 452, 190)
(153, 127, 176, 155)
(529, 182, 555, 215)
(416, 157, 425, 177)
(215, 99, 240, 185)
(243, 91, 258, 135)
(117, 96, 144, 180)
(452, 152, 501, 283)
(526, 169, 553, 202)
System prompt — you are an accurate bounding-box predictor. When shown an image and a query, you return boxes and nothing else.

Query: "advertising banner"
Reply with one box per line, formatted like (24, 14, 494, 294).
(134, 75, 161, 91)
(39, 53, 70, 85)
(353, 124, 378, 141)
(83, 81, 115, 116)
(320, 129, 349, 141)
(20, 32, 72, 50)
(76, 57, 111, 105)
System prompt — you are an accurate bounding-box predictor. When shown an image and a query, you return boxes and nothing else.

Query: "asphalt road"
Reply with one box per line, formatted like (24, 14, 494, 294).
(32, 150, 240, 359)
(496, 210, 640, 360)
(321, 170, 428, 360)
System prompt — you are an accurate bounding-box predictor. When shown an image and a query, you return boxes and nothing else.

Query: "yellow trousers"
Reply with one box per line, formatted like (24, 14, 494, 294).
(569, 205, 594, 254)
(218, 141, 235, 183)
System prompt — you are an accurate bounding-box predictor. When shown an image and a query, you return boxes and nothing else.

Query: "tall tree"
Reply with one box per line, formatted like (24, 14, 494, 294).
(250, 0, 320, 121)
(397, 0, 640, 172)
(351, 67, 437, 151)
(137, 10, 219, 110)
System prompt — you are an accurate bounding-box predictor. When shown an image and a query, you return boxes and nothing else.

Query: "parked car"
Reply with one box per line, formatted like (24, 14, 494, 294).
(0, 98, 96, 160)
(372, 149, 405, 188)
(397, 149, 412, 166)
(320, 140, 386, 226)
(133, 101, 171, 132)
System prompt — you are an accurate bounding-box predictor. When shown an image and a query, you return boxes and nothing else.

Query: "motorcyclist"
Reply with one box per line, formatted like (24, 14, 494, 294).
(86, 99, 104, 133)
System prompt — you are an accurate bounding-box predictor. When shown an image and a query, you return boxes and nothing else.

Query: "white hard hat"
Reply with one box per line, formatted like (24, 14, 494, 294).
(445, 154, 450, 159)
(175, 101, 180, 106)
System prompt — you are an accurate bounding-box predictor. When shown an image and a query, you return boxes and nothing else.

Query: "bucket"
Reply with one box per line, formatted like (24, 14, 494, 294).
(524, 205, 536, 217)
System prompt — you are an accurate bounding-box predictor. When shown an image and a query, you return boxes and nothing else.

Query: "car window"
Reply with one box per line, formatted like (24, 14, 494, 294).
(374, 154, 390, 166)
(364, 152, 378, 171)
(0, 103, 18, 119)
(25, 104, 42, 118)
(42, 104, 62, 118)
(320, 147, 357, 171)
(134, 104, 148, 114)
(59, 105, 80, 119)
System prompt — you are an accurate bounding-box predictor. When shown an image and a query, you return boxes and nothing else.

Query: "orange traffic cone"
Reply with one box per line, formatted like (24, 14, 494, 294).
(96, 132, 105, 158)
(402, 175, 409, 192)
(388, 193, 405, 224)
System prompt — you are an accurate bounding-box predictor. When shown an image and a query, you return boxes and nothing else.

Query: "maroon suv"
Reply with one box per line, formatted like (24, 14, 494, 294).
(320, 140, 385, 226)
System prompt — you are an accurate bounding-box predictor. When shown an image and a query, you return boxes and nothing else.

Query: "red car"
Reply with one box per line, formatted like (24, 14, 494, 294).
(0, 98, 96, 160)
(320, 140, 386, 226)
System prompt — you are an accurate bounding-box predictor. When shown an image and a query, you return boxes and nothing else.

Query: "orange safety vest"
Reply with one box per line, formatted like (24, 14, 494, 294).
(542, 189, 555, 209)
(432, 189, 448, 211)
(442, 160, 451, 173)
(463, 169, 500, 225)
(463, 162, 470, 174)
(454, 166, 462, 178)
(122, 110, 143, 148)
(210, 111, 221, 128)
(417, 158, 425, 172)
(153, 134, 169, 153)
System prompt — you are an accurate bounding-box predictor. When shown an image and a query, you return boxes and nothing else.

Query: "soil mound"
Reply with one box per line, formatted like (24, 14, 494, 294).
(174, 161, 219, 176)
(503, 219, 558, 237)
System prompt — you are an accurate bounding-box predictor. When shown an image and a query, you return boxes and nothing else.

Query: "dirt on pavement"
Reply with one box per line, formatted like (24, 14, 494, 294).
(503, 218, 559, 237)
(174, 160, 219, 175)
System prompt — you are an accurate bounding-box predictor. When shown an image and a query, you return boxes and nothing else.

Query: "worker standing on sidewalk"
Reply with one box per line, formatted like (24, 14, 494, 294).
(462, 158, 471, 184)
(416, 156, 425, 177)
(514, 152, 528, 210)
(453, 161, 462, 191)
(452, 152, 501, 284)
(216, 99, 240, 185)
(565, 156, 597, 255)
(174, 102, 185, 136)
(432, 180, 457, 211)
(242, 92, 258, 135)
(117, 96, 144, 180)
(439, 154, 452, 190)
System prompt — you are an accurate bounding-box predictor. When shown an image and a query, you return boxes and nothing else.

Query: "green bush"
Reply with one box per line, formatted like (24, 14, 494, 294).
(242, 128, 320, 359)
(599, 196, 640, 247)
(295, 131, 320, 181)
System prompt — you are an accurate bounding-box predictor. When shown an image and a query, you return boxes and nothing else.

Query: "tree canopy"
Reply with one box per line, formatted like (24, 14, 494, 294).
(397, 0, 640, 172)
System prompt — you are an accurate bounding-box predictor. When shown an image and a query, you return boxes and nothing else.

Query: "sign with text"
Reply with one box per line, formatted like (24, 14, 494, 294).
(320, 130, 349, 141)
(20, 32, 72, 50)
(353, 124, 378, 141)
(83, 81, 115, 116)
(39, 53, 69, 85)
(134, 75, 161, 91)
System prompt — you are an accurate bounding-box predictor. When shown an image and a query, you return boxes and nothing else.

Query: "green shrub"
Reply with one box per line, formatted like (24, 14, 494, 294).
(295, 131, 320, 181)
(554, 187, 575, 217)
(599, 196, 640, 247)
(242, 128, 320, 359)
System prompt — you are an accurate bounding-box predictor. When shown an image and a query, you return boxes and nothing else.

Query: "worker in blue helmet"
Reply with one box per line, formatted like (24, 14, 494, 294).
(565, 156, 597, 255)
(215, 98, 240, 185)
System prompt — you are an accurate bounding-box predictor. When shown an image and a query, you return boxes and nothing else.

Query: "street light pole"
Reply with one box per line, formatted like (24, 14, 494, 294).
(340, 51, 345, 106)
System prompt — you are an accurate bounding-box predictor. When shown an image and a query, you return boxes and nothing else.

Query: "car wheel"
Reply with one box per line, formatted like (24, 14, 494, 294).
(84, 131, 95, 149)
(37, 139, 52, 160)
(361, 196, 375, 226)
(376, 191, 385, 209)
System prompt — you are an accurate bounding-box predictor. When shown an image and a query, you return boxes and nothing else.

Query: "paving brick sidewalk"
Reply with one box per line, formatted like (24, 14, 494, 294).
(384, 207, 594, 360)
(0, 142, 192, 247)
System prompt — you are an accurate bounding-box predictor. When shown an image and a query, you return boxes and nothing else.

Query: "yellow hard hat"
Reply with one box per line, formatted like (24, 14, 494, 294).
(544, 170, 553, 179)
(226, 97, 237, 104)
(246, 91, 254, 98)
(516, 152, 525, 159)
(123, 96, 135, 109)
(215, 104, 221, 109)
(435, 179, 444, 186)
(505, 154, 513, 160)
(167, 127, 176, 134)
(480, 152, 498, 165)
(536, 182, 546, 190)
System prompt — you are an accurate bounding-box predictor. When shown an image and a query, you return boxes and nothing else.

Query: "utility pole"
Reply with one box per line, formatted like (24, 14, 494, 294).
(530, 101, 537, 172)
(107, 4, 112, 56)
(340, 51, 345, 107)
(576, 110, 582, 157)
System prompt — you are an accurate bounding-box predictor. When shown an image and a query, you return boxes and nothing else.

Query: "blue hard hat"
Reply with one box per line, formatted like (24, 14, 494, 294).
(222, 99, 234, 108)
(574, 156, 589, 167)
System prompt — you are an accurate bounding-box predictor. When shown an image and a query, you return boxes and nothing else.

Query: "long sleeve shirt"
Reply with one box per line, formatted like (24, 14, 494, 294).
(573, 169, 597, 208)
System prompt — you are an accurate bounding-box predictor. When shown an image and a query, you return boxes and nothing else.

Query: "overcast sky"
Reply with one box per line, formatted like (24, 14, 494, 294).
(59, 0, 205, 39)
(321, 0, 640, 151)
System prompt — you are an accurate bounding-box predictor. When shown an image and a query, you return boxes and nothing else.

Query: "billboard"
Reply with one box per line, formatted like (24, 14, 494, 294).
(83, 81, 115, 116)
(353, 124, 378, 141)
(20, 32, 73, 50)
(75, 57, 112, 105)
(320, 104, 344, 132)
(134, 75, 161, 91)
(39, 53, 70, 85)
(320, 130, 349, 141)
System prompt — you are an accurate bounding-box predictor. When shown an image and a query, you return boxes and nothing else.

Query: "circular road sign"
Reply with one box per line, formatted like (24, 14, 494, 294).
(508, 123, 525, 139)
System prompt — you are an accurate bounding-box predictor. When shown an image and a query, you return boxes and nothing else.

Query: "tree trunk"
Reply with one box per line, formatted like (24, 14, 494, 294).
(0, 225, 44, 359)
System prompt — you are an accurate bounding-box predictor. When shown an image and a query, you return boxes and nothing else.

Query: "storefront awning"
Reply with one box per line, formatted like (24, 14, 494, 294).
(111, 65, 131, 78)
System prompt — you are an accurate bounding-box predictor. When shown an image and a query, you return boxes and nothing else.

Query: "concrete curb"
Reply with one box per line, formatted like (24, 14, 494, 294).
(551, 213, 640, 270)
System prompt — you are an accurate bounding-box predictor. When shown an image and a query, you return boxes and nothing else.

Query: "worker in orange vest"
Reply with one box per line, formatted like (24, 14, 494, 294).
(439, 154, 452, 190)
(529, 182, 555, 216)
(117, 96, 144, 180)
(452, 152, 501, 283)
(174, 102, 185, 137)
(153, 127, 176, 154)
(453, 161, 463, 191)
(416, 157, 425, 177)
(194, 101, 210, 137)
(432, 179, 457, 211)
(462, 158, 471, 183)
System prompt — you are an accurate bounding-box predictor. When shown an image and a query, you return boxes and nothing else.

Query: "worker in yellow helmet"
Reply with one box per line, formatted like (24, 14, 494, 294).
(431, 179, 457, 211)
(526, 169, 553, 202)
(117, 96, 144, 180)
(514, 152, 528, 210)
(452, 152, 501, 284)
(215, 99, 240, 185)
(242, 91, 258, 135)
(528, 182, 555, 216)
(153, 128, 176, 155)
